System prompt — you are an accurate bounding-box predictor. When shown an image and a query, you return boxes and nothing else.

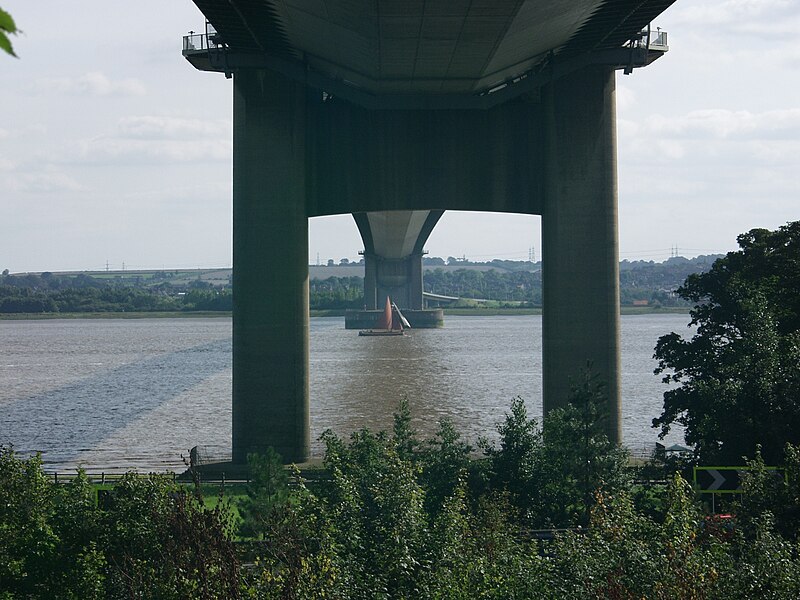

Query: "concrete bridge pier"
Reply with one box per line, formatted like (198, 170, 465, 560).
(362, 252, 378, 310)
(232, 69, 310, 464)
(353, 209, 444, 310)
(542, 65, 621, 442)
(353, 209, 443, 311)
(360, 252, 423, 311)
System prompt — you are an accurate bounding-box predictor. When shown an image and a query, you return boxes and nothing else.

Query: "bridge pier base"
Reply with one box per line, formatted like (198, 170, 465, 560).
(542, 66, 621, 443)
(231, 70, 310, 464)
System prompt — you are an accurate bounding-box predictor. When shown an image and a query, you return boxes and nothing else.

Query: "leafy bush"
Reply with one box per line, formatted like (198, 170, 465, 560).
(238, 448, 290, 539)
(482, 374, 629, 528)
(0, 447, 239, 599)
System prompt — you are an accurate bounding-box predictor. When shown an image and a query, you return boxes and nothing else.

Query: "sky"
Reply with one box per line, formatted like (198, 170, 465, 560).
(1, 0, 798, 273)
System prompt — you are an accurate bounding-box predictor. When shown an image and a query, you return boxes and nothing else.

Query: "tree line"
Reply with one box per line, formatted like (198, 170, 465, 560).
(0, 255, 722, 313)
(0, 272, 231, 313)
(308, 276, 363, 310)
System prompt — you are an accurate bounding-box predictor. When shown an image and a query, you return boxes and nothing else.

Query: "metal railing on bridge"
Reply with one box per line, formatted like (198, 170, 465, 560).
(626, 26, 669, 52)
(182, 23, 225, 53)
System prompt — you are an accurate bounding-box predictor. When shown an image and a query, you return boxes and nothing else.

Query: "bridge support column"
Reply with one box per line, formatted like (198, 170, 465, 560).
(408, 253, 423, 310)
(363, 254, 377, 310)
(232, 69, 310, 463)
(542, 66, 621, 443)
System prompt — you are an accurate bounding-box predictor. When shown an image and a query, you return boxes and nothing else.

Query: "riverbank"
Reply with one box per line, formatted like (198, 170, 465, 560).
(444, 306, 689, 316)
(0, 306, 689, 320)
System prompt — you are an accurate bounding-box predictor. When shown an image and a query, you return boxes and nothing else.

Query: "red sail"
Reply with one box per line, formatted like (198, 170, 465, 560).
(376, 296, 393, 330)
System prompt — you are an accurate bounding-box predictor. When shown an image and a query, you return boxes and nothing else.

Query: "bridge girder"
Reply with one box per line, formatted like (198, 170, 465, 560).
(189, 0, 674, 102)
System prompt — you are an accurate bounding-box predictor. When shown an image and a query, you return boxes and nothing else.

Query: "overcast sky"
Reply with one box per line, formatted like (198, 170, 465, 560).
(1, 1, 798, 273)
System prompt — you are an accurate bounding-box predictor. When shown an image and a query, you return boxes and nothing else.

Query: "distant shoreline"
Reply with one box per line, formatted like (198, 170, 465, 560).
(0, 306, 689, 321)
(0, 311, 232, 320)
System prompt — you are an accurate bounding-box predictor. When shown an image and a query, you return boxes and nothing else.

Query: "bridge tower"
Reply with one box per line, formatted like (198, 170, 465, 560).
(183, 1, 674, 463)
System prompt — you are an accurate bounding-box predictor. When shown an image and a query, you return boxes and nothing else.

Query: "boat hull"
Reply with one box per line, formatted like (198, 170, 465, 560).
(358, 329, 406, 337)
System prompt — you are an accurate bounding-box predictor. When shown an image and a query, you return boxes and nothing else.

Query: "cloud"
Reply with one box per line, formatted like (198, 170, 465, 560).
(618, 102, 800, 226)
(0, 124, 48, 140)
(664, 0, 800, 70)
(670, 0, 799, 36)
(619, 107, 800, 187)
(774, 45, 800, 70)
(115, 116, 231, 140)
(31, 71, 146, 97)
(7, 171, 86, 194)
(129, 180, 231, 203)
(640, 108, 800, 140)
(45, 115, 232, 165)
(616, 84, 636, 111)
(73, 137, 232, 164)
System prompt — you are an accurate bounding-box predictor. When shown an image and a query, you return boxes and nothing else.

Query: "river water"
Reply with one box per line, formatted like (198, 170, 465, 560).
(0, 314, 689, 471)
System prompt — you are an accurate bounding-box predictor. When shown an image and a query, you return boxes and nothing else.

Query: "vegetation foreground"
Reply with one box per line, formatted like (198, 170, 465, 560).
(3, 392, 800, 599)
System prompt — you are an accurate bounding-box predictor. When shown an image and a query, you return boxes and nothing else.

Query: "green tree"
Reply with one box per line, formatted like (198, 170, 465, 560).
(0, 7, 18, 57)
(540, 371, 630, 526)
(418, 418, 473, 516)
(0, 448, 58, 597)
(653, 221, 800, 464)
(392, 397, 420, 462)
(482, 382, 628, 529)
(480, 396, 542, 520)
(246, 470, 341, 599)
(237, 448, 290, 539)
(49, 471, 106, 598)
(732, 443, 800, 543)
(0, 447, 239, 599)
(98, 473, 240, 599)
(319, 427, 428, 597)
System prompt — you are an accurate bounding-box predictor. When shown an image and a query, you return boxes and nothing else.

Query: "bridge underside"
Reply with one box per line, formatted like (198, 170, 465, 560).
(187, 0, 675, 463)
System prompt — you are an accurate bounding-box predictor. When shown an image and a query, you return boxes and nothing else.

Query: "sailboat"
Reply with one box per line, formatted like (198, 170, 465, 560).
(359, 296, 410, 336)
